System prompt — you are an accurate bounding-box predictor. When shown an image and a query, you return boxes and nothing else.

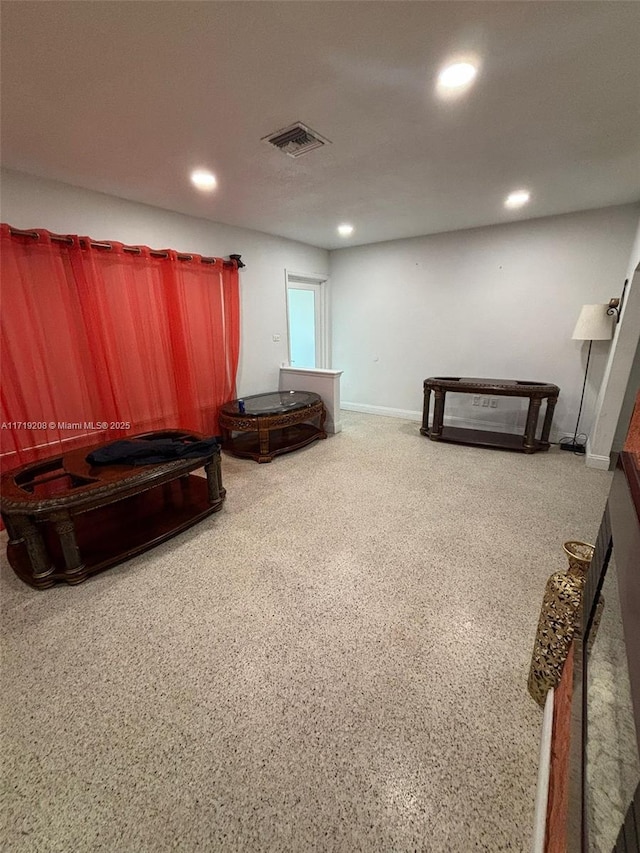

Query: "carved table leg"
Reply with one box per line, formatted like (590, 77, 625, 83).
(430, 390, 446, 439)
(51, 510, 86, 580)
(204, 457, 221, 504)
(215, 455, 226, 499)
(420, 388, 431, 436)
(257, 421, 272, 463)
(540, 396, 557, 449)
(15, 515, 54, 580)
(318, 404, 328, 439)
(3, 514, 24, 546)
(524, 397, 543, 453)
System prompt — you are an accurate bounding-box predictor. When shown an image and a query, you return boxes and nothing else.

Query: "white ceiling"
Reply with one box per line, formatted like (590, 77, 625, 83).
(2, 1, 639, 250)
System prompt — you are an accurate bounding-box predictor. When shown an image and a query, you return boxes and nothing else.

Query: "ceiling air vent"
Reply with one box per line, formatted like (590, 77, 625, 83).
(262, 122, 331, 158)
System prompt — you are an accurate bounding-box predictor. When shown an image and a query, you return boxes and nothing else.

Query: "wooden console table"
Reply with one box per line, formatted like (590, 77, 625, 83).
(0, 430, 225, 589)
(219, 391, 327, 463)
(420, 377, 560, 453)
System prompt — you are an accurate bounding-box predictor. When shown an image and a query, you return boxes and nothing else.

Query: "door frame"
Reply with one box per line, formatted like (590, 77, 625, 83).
(284, 270, 330, 369)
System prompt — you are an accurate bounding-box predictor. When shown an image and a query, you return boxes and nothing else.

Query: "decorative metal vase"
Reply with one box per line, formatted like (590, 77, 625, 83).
(527, 541, 595, 707)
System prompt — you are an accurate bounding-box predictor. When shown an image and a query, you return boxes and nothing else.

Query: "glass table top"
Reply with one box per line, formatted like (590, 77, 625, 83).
(222, 391, 321, 416)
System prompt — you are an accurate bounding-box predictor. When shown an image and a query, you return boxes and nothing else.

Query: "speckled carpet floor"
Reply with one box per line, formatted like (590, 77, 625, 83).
(1, 412, 611, 852)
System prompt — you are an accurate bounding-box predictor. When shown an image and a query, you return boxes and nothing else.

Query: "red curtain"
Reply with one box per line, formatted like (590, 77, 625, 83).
(0, 225, 240, 471)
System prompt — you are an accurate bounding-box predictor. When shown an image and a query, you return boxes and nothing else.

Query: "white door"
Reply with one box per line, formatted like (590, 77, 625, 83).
(286, 273, 327, 368)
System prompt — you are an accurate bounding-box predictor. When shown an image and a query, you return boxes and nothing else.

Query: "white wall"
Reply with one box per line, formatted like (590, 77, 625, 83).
(611, 337, 640, 454)
(3, 168, 637, 445)
(0, 168, 329, 397)
(330, 205, 640, 442)
(588, 215, 640, 467)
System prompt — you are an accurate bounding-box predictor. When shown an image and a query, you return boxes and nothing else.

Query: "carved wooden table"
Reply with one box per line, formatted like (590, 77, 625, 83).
(420, 377, 560, 453)
(219, 391, 327, 463)
(0, 430, 225, 589)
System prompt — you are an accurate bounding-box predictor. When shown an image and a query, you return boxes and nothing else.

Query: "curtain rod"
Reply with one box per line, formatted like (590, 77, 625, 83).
(7, 227, 244, 268)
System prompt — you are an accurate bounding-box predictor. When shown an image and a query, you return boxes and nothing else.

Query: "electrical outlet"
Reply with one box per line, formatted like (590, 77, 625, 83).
(272, 334, 281, 342)
(472, 395, 480, 406)
(490, 398, 498, 408)
(482, 397, 490, 407)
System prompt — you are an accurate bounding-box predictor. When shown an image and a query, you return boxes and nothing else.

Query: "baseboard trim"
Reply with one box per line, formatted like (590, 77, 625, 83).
(341, 402, 526, 434)
(444, 415, 525, 435)
(585, 438, 611, 470)
(341, 402, 423, 422)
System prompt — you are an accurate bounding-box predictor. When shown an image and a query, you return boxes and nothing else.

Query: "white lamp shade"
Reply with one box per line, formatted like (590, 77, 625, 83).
(572, 304, 614, 341)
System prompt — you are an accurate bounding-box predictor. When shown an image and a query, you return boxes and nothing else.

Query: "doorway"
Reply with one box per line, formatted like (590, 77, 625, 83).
(285, 271, 328, 369)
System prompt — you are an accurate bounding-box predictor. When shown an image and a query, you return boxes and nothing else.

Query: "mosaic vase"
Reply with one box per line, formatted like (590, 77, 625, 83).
(527, 541, 596, 707)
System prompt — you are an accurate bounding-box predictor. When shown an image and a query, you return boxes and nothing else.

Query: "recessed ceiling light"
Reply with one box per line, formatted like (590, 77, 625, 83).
(190, 169, 217, 192)
(437, 61, 478, 91)
(504, 189, 531, 209)
(337, 223, 354, 237)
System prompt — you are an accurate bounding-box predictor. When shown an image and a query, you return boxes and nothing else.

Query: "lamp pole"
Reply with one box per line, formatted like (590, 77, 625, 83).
(561, 340, 592, 453)
(561, 304, 614, 454)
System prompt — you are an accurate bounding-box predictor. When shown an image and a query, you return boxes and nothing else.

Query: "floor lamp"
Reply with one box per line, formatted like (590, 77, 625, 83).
(561, 304, 614, 453)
